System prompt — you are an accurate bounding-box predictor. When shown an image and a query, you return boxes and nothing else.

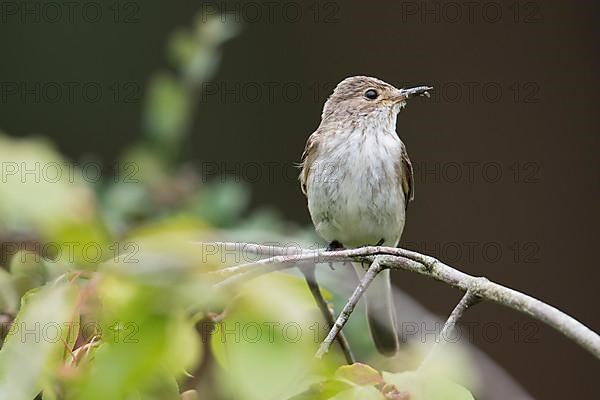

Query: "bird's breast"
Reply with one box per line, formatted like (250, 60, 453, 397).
(306, 127, 406, 247)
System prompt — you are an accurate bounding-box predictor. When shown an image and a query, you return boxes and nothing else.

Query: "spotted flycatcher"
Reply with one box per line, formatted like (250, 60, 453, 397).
(300, 76, 432, 355)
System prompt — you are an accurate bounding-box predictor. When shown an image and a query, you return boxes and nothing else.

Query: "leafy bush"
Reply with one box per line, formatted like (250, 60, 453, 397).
(0, 10, 474, 400)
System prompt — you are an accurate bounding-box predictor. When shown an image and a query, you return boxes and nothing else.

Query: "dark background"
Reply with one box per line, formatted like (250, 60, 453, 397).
(1, 0, 598, 398)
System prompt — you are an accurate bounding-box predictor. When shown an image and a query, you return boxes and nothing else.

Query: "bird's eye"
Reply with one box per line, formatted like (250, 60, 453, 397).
(364, 89, 378, 100)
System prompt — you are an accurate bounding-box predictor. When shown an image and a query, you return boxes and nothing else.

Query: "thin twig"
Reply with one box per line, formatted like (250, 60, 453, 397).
(301, 265, 356, 364)
(202, 242, 600, 359)
(315, 257, 384, 359)
(419, 288, 481, 369)
(209, 248, 363, 279)
(207, 242, 310, 257)
(213, 262, 295, 289)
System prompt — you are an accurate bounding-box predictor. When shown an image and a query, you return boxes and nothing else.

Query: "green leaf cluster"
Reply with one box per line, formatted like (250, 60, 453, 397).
(0, 7, 476, 400)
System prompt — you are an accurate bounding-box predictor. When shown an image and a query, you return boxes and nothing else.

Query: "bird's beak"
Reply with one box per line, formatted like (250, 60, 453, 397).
(392, 86, 434, 103)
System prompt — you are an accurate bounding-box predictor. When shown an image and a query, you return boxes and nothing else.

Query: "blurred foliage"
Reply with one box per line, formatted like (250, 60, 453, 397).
(292, 363, 473, 400)
(0, 8, 474, 400)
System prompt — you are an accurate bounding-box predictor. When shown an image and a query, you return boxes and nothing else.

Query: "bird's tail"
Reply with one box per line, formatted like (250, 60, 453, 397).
(353, 263, 400, 356)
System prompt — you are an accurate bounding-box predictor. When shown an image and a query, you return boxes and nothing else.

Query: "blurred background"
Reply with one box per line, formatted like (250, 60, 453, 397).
(0, 0, 598, 399)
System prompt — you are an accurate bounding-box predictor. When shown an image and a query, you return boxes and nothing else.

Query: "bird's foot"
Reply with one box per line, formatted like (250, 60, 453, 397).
(326, 240, 344, 252)
(325, 240, 344, 270)
(359, 239, 385, 269)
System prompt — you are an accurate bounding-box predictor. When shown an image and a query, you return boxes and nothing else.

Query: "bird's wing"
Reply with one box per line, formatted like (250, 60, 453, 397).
(299, 129, 321, 195)
(399, 143, 414, 207)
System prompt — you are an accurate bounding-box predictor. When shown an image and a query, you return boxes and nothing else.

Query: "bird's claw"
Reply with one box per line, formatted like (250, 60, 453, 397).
(326, 240, 344, 270)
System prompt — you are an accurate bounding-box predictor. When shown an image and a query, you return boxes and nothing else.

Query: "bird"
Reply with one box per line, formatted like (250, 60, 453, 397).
(299, 76, 432, 355)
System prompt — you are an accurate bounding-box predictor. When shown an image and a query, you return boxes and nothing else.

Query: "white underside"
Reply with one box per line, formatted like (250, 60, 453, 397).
(306, 120, 406, 248)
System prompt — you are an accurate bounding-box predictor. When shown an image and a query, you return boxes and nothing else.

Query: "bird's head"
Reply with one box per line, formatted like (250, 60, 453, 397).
(322, 76, 432, 121)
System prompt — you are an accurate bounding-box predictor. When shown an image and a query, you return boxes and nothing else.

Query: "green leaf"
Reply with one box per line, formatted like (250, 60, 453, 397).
(190, 180, 250, 227)
(0, 269, 19, 314)
(289, 379, 353, 400)
(211, 274, 338, 400)
(137, 375, 180, 400)
(10, 250, 47, 295)
(73, 268, 200, 400)
(0, 134, 98, 237)
(291, 363, 384, 399)
(329, 386, 384, 400)
(168, 13, 238, 84)
(0, 284, 79, 400)
(144, 73, 190, 151)
(382, 371, 474, 400)
(335, 363, 383, 386)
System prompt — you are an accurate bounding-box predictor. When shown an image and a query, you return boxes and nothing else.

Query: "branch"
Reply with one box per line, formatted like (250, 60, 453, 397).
(203, 242, 600, 360)
(419, 289, 480, 369)
(301, 265, 355, 364)
(315, 256, 384, 359)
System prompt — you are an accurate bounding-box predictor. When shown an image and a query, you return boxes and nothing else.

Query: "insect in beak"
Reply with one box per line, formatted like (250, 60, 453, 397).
(392, 86, 434, 103)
